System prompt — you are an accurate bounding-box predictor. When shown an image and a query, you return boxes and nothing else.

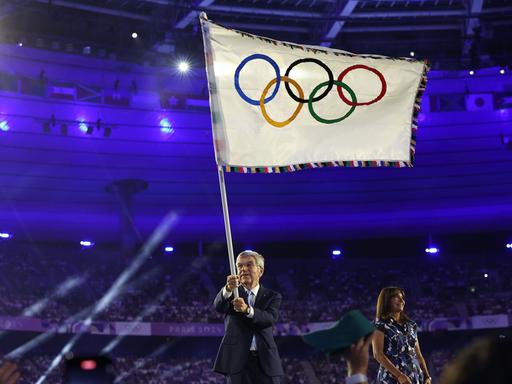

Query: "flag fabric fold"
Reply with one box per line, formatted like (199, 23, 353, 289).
(200, 14, 429, 173)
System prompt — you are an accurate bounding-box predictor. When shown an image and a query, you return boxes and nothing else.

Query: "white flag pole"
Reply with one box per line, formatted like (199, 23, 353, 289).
(201, 12, 240, 298)
(217, 165, 239, 298)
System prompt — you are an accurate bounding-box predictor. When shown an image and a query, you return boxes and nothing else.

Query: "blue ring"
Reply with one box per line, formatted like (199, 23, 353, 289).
(234, 54, 281, 106)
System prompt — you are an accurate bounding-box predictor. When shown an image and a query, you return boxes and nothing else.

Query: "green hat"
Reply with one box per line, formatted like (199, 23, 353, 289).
(302, 310, 374, 353)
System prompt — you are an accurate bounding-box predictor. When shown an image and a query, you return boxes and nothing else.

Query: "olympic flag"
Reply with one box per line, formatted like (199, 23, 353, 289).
(200, 14, 429, 172)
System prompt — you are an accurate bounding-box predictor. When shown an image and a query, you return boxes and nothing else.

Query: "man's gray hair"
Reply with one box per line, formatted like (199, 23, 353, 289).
(237, 250, 265, 270)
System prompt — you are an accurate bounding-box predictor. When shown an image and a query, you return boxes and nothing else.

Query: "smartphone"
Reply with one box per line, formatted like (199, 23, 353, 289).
(63, 356, 116, 384)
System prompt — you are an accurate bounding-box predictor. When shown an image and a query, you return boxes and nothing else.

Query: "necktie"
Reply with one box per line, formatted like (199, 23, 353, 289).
(247, 290, 255, 307)
(247, 290, 257, 351)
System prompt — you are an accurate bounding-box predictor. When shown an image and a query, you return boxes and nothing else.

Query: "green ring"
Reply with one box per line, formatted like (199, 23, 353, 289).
(308, 80, 357, 124)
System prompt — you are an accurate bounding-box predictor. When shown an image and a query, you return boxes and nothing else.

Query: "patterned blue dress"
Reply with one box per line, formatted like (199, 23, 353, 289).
(375, 318, 424, 384)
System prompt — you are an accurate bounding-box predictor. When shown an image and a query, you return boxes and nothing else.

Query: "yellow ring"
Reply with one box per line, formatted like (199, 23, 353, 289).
(259, 76, 304, 128)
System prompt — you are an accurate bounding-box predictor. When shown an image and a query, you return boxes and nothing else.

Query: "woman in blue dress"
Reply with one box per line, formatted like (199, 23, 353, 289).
(372, 287, 431, 384)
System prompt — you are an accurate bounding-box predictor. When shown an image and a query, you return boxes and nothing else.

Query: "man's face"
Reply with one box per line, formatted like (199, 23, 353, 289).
(236, 255, 263, 289)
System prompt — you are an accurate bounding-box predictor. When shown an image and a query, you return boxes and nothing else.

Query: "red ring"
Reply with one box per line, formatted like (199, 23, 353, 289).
(337, 64, 387, 106)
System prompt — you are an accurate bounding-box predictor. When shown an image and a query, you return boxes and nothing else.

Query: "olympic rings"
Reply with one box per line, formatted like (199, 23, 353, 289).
(284, 58, 333, 103)
(260, 76, 304, 128)
(308, 81, 357, 124)
(234, 55, 387, 127)
(234, 54, 281, 106)
(337, 64, 387, 106)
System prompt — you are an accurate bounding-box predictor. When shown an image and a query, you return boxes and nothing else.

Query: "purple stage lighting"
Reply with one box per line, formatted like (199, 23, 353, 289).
(164, 246, 174, 253)
(506, 243, 512, 249)
(159, 118, 174, 134)
(0, 120, 9, 132)
(425, 247, 439, 254)
(80, 240, 94, 247)
(500, 68, 506, 75)
(0, 232, 12, 239)
(17, 42, 23, 47)
(469, 70, 475, 76)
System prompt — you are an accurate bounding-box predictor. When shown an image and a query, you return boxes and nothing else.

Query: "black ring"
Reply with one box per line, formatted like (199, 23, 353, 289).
(284, 58, 334, 103)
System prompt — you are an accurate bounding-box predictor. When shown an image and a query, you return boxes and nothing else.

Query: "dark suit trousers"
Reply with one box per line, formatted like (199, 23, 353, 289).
(226, 353, 282, 384)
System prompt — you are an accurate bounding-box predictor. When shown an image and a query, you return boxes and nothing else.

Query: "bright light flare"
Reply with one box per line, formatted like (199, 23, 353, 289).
(178, 61, 190, 73)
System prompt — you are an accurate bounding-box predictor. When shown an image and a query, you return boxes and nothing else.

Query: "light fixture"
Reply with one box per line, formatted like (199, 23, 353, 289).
(506, 243, 512, 249)
(469, 70, 475, 76)
(79, 120, 88, 133)
(409, 51, 415, 57)
(131, 32, 138, 39)
(425, 247, 439, 254)
(17, 42, 23, 47)
(0, 120, 9, 132)
(164, 246, 174, 253)
(159, 118, 174, 134)
(0, 232, 12, 239)
(177, 61, 190, 73)
(500, 68, 506, 75)
(331, 249, 342, 260)
(80, 240, 94, 247)
(483, 273, 488, 278)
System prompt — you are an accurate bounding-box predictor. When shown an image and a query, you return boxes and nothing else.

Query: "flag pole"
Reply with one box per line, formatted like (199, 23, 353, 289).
(217, 164, 239, 298)
(201, 12, 238, 298)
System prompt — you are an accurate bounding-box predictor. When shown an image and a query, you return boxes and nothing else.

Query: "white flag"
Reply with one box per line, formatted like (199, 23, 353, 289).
(200, 14, 428, 173)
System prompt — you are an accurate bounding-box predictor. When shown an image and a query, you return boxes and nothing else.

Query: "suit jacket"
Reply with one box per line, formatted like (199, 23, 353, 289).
(213, 285, 284, 377)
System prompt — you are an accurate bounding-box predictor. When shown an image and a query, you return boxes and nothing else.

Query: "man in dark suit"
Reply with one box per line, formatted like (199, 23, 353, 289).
(213, 250, 284, 384)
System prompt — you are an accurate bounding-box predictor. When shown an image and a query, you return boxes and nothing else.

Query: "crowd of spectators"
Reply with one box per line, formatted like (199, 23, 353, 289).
(8, 345, 472, 384)
(0, 246, 511, 327)
(11, 355, 311, 384)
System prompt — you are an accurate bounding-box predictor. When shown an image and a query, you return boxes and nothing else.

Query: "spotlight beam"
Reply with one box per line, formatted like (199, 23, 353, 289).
(5, 266, 161, 360)
(100, 288, 170, 355)
(23, 275, 87, 317)
(113, 339, 181, 383)
(33, 212, 178, 384)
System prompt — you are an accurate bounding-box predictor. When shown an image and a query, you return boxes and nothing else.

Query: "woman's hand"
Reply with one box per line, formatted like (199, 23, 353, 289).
(397, 373, 412, 384)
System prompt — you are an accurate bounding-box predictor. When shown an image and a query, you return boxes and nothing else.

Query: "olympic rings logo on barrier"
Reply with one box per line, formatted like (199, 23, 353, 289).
(234, 54, 387, 128)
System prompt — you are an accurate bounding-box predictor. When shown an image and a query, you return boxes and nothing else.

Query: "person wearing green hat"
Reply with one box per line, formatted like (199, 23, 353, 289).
(302, 309, 375, 384)
(372, 287, 431, 384)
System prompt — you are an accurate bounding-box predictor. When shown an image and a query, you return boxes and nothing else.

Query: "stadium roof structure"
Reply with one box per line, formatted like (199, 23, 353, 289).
(0, 0, 511, 244)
